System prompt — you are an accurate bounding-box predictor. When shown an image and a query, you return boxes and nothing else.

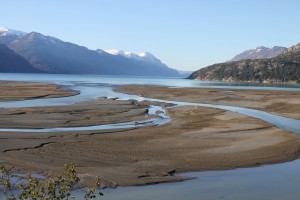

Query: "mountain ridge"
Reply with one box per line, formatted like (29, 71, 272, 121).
(189, 43, 300, 83)
(229, 46, 287, 62)
(101, 49, 179, 75)
(0, 27, 180, 77)
(0, 26, 27, 45)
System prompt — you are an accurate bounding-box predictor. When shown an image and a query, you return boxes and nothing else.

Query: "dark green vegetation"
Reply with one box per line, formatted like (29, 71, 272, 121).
(189, 43, 300, 83)
(0, 164, 103, 200)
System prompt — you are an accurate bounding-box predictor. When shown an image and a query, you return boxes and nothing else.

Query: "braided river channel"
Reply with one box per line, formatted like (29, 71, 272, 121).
(1, 73, 300, 200)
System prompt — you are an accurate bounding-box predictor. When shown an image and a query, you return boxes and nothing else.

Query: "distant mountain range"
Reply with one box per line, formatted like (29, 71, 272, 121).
(0, 27, 181, 77)
(176, 70, 193, 77)
(102, 49, 192, 76)
(103, 50, 156, 63)
(229, 46, 288, 62)
(189, 44, 300, 83)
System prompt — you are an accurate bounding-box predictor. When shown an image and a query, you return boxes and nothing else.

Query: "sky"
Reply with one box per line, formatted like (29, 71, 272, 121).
(1, 0, 300, 71)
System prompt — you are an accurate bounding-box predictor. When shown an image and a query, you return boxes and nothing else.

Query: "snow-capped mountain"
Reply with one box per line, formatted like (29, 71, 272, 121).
(101, 49, 181, 76)
(100, 49, 179, 76)
(0, 26, 27, 37)
(105, 49, 137, 57)
(104, 49, 162, 64)
(0, 26, 27, 44)
(105, 49, 192, 77)
(229, 46, 287, 62)
(0, 27, 180, 76)
(8, 32, 135, 74)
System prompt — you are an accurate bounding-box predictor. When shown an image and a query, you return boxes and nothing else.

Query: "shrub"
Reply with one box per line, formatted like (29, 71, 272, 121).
(0, 164, 103, 200)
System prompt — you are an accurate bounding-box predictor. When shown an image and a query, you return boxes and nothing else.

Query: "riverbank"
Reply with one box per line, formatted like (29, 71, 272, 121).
(0, 82, 300, 188)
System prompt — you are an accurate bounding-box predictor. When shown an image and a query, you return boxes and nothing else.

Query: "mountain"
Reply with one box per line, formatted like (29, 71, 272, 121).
(0, 27, 180, 76)
(8, 32, 130, 74)
(189, 43, 300, 83)
(102, 49, 180, 76)
(0, 27, 27, 45)
(104, 49, 162, 64)
(0, 44, 40, 73)
(229, 46, 287, 61)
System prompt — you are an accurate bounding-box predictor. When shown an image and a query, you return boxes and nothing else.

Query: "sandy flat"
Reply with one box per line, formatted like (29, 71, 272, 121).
(117, 85, 300, 119)
(0, 81, 79, 101)
(0, 98, 151, 129)
(0, 82, 299, 188)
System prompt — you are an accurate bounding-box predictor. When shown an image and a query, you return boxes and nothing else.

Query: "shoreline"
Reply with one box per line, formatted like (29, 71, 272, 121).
(0, 81, 300, 188)
(190, 78, 300, 84)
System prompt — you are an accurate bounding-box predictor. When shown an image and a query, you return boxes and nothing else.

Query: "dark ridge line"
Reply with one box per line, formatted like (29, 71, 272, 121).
(6, 112, 27, 115)
(3, 142, 56, 153)
(3, 140, 86, 153)
(198, 126, 274, 135)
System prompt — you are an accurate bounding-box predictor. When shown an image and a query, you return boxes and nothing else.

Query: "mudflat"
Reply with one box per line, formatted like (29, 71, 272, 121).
(0, 82, 299, 187)
(117, 85, 300, 119)
(0, 81, 79, 101)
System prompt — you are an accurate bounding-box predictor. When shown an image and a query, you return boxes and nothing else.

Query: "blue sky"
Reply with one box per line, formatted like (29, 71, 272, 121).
(1, 0, 300, 71)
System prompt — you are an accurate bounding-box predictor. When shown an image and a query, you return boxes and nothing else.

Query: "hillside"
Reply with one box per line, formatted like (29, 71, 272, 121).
(189, 43, 300, 83)
(0, 44, 40, 73)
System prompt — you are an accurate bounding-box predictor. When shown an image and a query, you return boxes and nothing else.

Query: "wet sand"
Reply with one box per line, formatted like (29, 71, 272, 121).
(0, 98, 151, 129)
(0, 82, 300, 187)
(117, 85, 300, 119)
(0, 81, 79, 101)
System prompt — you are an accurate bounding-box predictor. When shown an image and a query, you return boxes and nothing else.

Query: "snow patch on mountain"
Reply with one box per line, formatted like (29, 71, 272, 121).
(0, 26, 27, 37)
(105, 49, 146, 58)
(104, 49, 162, 64)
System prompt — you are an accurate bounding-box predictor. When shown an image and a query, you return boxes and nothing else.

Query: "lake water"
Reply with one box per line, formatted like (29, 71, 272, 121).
(100, 159, 300, 200)
(1, 73, 300, 91)
(0, 73, 300, 200)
